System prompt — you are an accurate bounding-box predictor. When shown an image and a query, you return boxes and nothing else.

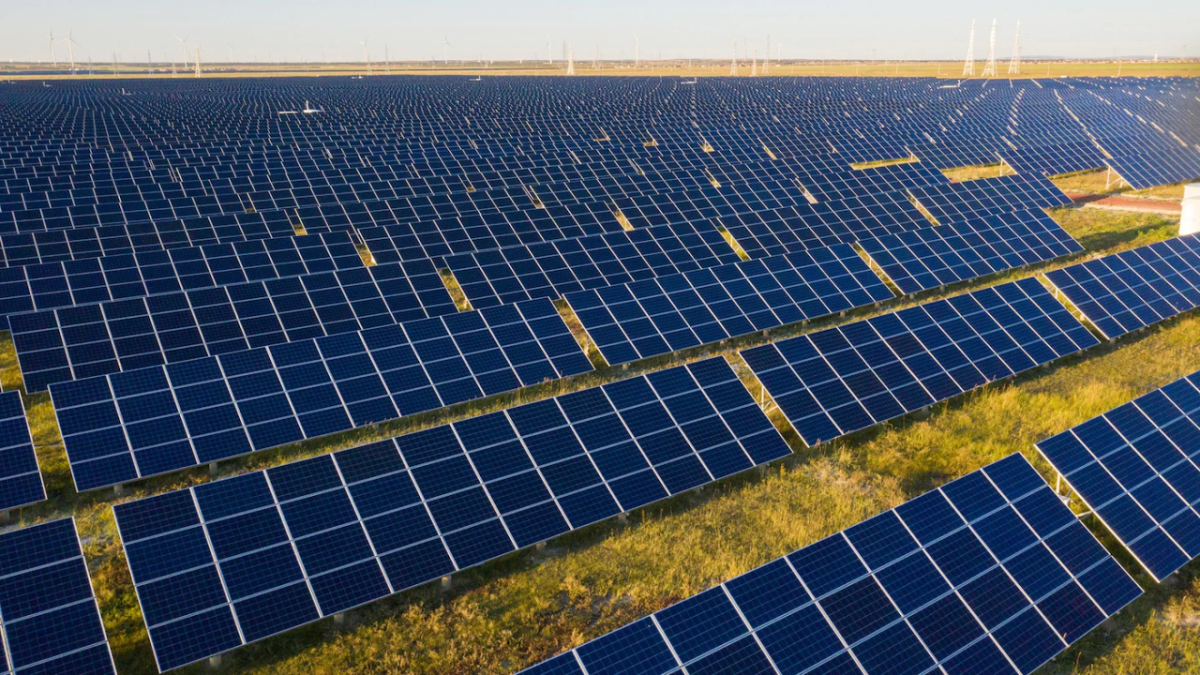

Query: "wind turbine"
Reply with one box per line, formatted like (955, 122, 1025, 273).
(174, 35, 189, 67)
(443, 36, 452, 64)
(67, 31, 79, 74)
(357, 37, 371, 74)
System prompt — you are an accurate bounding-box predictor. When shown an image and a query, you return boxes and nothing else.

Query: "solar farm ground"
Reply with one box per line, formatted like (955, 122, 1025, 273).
(1, 175, 1197, 673)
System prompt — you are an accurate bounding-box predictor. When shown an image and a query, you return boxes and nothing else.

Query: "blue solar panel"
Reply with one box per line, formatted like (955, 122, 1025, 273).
(1037, 369, 1200, 581)
(0, 518, 116, 675)
(53, 297, 593, 491)
(12, 258, 457, 392)
(113, 357, 790, 671)
(0, 391, 44, 512)
(0, 231, 361, 330)
(444, 220, 742, 308)
(567, 244, 895, 366)
(1043, 235, 1200, 339)
(858, 209, 1082, 294)
(907, 174, 1073, 224)
(515, 454, 1141, 675)
(742, 278, 1099, 446)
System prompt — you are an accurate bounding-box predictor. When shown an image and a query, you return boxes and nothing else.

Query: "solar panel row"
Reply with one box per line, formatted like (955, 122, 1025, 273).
(742, 278, 1099, 446)
(0, 231, 361, 330)
(908, 174, 1073, 225)
(52, 297, 593, 491)
(567, 244, 895, 366)
(0, 391, 43, 512)
(858, 209, 1082, 295)
(112, 357, 790, 671)
(443, 220, 743, 308)
(1044, 235, 1200, 339)
(517, 454, 1142, 675)
(1038, 369, 1200, 581)
(11, 258, 457, 392)
(0, 518, 116, 675)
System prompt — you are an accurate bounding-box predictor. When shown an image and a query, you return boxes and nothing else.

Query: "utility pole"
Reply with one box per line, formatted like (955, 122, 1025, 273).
(962, 19, 976, 76)
(1008, 21, 1021, 75)
(981, 19, 998, 77)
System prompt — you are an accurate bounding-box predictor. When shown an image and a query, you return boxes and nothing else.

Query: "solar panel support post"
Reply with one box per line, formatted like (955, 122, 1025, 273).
(441, 576, 452, 591)
(209, 462, 219, 476)
(0, 510, 8, 524)
(535, 542, 546, 551)
(618, 512, 628, 524)
(113, 483, 124, 496)
(333, 612, 345, 625)
(208, 655, 222, 669)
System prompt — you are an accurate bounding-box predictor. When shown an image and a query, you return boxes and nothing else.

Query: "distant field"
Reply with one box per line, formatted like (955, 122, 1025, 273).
(2, 59, 1198, 80)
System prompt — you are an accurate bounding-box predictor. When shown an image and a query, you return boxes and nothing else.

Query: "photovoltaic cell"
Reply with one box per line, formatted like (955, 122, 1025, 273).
(515, 454, 1142, 675)
(858, 209, 1082, 295)
(567, 244, 895, 366)
(742, 278, 1099, 446)
(0, 391, 44, 512)
(12, 258, 457, 392)
(112, 357, 790, 671)
(443, 221, 742, 308)
(907, 174, 1073, 225)
(0, 518, 117, 675)
(52, 297, 594, 491)
(1037, 369, 1200, 580)
(0, 231, 362, 330)
(1043, 235, 1200, 339)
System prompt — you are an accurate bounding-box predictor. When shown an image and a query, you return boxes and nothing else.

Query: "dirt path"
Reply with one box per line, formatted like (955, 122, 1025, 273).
(1066, 192, 1182, 216)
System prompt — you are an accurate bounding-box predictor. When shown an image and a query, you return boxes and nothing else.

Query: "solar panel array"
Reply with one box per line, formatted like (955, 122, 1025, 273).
(568, 244, 895, 366)
(1, 73, 1196, 673)
(1037, 369, 1200, 581)
(0, 231, 362, 330)
(0, 518, 117, 675)
(742, 278, 1099, 446)
(12, 257, 458, 392)
(53, 297, 593, 491)
(858, 209, 1082, 294)
(112, 357, 790, 671)
(443, 220, 743, 308)
(1043, 235, 1200, 339)
(516, 453, 1142, 675)
(0, 391, 43, 512)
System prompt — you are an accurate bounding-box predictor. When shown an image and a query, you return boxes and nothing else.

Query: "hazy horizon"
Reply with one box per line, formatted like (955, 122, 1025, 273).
(7, 0, 1197, 65)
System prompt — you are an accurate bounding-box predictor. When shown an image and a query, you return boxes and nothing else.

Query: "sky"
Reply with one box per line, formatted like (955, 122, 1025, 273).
(4, 0, 1198, 64)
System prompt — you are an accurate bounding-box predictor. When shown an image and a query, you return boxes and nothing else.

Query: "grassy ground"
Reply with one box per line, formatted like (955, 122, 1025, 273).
(4, 60, 1198, 81)
(0, 201, 1189, 673)
(1052, 170, 1196, 201)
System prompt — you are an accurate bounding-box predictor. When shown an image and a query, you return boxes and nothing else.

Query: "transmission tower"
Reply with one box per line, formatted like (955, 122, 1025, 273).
(194, 47, 202, 77)
(730, 42, 737, 76)
(751, 50, 758, 76)
(566, 47, 575, 75)
(764, 35, 770, 74)
(981, 19, 998, 77)
(1008, 21, 1022, 74)
(962, 20, 976, 77)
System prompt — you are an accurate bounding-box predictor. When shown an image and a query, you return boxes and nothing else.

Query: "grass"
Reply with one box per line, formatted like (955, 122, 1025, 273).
(942, 162, 1017, 182)
(1052, 170, 1197, 201)
(0, 205, 1192, 674)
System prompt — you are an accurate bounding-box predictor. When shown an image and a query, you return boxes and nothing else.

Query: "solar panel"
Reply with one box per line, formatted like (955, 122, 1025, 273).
(0, 391, 44, 512)
(741, 278, 1099, 446)
(567, 244, 895, 366)
(515, 453, 1142, 675)
(52, 297, 594, 492)
(11, 258, 457, 392)
(907, 174, 1073, 225)
(0, 231, 362, 330)
(1106, 145, 1200, 191)
(443, 221, 742, 308)
(112, 357, 790, 671)
(0, 518, 117, 675)
(1043, 235, 1200, 339)
(1000, 142, 1108, 178)
(1037, 369, 1200, 581)
(858, 209, 1082, 295)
